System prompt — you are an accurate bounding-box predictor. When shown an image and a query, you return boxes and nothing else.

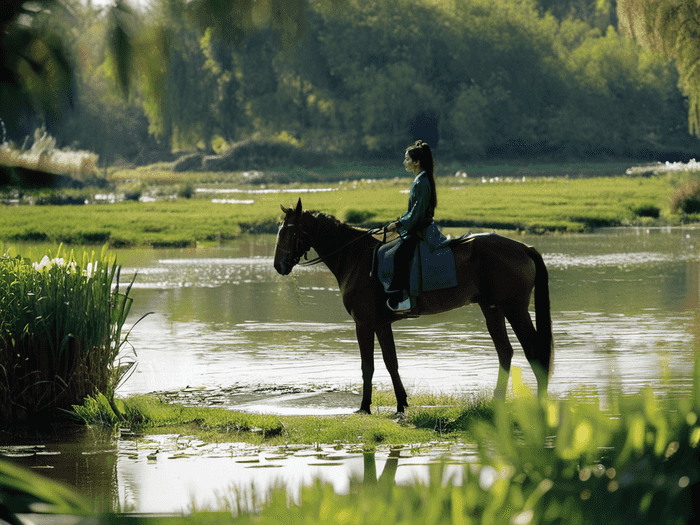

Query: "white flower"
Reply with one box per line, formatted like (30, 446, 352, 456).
(32, 255, 51, 271)
(84, 261, 98, 279)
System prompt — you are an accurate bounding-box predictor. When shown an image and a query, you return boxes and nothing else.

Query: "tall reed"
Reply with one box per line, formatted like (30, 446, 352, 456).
(0, 245, 135, 422)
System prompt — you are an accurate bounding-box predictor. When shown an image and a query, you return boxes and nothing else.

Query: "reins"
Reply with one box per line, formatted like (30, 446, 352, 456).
(298, 226, 386, 267)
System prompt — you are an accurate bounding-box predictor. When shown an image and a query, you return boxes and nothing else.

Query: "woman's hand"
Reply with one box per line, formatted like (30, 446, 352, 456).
(385, 221, 399, 232)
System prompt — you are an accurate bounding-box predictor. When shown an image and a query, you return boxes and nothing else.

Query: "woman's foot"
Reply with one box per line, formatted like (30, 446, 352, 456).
(387, 291, 411, 312)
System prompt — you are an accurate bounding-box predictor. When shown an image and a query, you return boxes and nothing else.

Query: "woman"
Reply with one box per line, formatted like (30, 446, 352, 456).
(385, 140, 439, 312)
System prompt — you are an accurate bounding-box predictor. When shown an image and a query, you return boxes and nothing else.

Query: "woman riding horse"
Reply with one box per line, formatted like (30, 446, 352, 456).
(385, 140, 440, 312)
(273, 147, 554, 414)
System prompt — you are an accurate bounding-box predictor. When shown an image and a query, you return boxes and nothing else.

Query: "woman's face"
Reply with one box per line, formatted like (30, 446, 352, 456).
(404, 151, 420, 173)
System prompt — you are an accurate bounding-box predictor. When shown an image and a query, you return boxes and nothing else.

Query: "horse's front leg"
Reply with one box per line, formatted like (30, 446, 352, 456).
(356, 323, 375, 414)
(375, 324, 408, 413)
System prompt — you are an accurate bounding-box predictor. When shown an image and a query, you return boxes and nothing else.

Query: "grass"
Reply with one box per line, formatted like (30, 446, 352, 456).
(70, 388, 492, 447)
(0, 173, 690, 248)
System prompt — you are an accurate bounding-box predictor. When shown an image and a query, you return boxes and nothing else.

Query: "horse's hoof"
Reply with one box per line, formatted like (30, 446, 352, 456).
(391, 411, 406, 421)
(355, 408, 371, 415)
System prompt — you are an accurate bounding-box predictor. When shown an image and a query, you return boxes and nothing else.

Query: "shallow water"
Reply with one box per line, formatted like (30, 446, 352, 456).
(3, 226, 699, 514)
(116, 226, 699, 403)
(1, 435, 473, 514)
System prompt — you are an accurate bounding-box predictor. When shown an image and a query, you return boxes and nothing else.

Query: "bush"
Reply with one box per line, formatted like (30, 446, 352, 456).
(177, 181, 195, 199)
(632, 203, 661, 218)
(671, 181, 700, 214)
(0, 246, 137, 422)
(340, 208, 376, 224)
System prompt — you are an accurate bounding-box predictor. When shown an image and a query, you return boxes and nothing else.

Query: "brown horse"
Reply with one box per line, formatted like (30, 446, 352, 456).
(273, 199, 553, 414)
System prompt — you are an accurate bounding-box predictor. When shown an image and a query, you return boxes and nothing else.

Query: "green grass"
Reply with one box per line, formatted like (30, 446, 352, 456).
(0, 174, 688, 247)
(71, 389, 490, 446)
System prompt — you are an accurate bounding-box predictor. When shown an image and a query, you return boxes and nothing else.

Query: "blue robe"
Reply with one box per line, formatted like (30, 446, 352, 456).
(396, 171, 434, 236)
(376, 171, 457, 298)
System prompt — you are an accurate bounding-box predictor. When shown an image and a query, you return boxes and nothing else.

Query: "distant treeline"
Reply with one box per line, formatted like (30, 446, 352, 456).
(11, 0, 700, 164)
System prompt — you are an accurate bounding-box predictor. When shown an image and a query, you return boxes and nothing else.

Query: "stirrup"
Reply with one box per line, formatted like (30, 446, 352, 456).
(387, 294, 411, 313)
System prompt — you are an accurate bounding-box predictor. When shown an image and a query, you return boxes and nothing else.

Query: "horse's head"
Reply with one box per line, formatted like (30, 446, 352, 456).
(274, 198, 312, 275)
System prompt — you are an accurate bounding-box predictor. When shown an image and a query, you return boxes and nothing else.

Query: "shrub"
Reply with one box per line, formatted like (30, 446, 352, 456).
(177, 181, 195, 199)
(632, 203, 661, 218)
(0, 246, 138, 422)
(340, 208, 376, 224)
(123, 189, 141, 201)
(670, 181, 700, 214)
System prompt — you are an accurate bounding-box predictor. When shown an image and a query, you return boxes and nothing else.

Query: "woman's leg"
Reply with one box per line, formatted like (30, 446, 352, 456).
(388, 235, 419, 304)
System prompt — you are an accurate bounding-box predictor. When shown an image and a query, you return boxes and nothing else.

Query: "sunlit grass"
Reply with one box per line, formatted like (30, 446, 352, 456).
(0, 174, 683, 247)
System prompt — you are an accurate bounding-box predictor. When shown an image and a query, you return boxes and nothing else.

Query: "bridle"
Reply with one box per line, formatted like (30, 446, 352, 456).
(277, 221, 312, 268)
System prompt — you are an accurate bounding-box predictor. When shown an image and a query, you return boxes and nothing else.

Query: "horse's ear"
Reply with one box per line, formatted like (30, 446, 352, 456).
(295, 198, 302, 217)
(280, 203, 289, 214)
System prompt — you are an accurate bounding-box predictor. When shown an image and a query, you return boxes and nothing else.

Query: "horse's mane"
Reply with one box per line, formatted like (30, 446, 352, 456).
(306, 210, 367, 233)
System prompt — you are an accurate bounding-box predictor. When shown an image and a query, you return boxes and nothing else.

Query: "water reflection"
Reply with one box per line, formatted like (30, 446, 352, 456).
(0, 427, 119, 512)
(1, 437, 475, 514)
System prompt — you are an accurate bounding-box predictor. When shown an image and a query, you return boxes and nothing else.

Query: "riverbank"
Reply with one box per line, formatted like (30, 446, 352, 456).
(64, 387, 491, 447)
(0, 170, 693, 247)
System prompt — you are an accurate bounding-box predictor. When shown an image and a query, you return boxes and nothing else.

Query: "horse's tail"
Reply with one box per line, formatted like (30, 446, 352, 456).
(527, 246, 553, 378)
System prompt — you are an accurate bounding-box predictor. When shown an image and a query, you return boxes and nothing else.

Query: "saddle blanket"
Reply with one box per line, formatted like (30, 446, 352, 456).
(375, 237, 459, 297)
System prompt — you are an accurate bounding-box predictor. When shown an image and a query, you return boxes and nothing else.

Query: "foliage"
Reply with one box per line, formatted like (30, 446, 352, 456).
(178, 181, 195, 199)
(0, 0, 76, 142)
(671, 181, 700, 215)
(0, 245, 139, 422)
(4, 0, 695, 164)
(0, 458, 91, 518)
(619, 0, 700, 137)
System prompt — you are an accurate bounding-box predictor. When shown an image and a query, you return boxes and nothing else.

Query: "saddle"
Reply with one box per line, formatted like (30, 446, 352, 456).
(373, 223, 460, 302)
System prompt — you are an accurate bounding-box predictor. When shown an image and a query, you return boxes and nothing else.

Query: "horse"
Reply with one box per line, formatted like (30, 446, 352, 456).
(273, 199, 553, 414)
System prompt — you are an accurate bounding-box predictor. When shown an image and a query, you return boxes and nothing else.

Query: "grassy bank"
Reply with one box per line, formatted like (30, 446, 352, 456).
(0, 173, 691, 248)
(71, 389, 492, 447)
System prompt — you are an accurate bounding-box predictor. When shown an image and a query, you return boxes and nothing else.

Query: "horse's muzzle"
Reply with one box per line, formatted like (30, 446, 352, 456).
(274, 256, 297, 275)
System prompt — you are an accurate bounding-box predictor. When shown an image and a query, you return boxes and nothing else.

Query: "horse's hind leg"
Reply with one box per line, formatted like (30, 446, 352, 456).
(505, 306, 549, 398)
(480, 304, 514, 400)
(375, 324, 408, 413)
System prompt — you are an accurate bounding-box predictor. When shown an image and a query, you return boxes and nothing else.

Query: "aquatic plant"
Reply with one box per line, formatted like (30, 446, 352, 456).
(0, 245, 141, 422)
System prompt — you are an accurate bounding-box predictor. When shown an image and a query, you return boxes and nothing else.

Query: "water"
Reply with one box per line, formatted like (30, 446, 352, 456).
(2, 226, 698, 514)
(116, 226, 699, 402)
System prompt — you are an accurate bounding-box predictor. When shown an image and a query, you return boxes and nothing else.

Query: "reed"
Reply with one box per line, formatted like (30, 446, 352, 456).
(0, 245, 138, 422)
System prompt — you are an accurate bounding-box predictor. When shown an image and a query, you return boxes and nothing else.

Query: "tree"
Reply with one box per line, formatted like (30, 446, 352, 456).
(618, 0, 700, 136)
(0, 0, 340, 148)
(0, 0, 76, 142)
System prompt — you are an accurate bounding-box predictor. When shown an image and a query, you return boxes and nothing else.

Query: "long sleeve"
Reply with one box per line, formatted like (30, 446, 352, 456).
(397, 172, 433, 233)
